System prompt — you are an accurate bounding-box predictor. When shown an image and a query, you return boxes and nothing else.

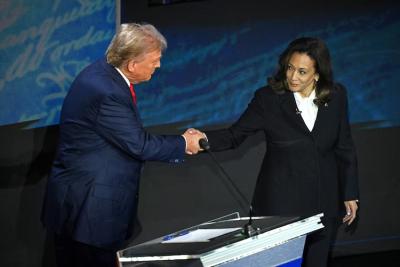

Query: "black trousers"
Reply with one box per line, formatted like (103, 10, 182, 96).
(54, 233, 118, 267)
(302, 217, 339, 267)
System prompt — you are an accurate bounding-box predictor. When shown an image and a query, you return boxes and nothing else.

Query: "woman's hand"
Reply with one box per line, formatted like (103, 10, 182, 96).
(343, 200, 358, 225)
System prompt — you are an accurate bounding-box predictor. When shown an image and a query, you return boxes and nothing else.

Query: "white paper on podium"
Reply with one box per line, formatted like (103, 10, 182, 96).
(162, 228, 242, 243)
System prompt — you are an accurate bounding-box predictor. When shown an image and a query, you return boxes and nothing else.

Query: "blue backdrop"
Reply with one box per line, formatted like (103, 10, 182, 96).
(0, 1, 399, 129)
(135, 5, 400, 129)
(0, 0, 115, 127)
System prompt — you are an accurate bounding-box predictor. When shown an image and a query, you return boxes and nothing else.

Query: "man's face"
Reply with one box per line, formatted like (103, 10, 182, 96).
(127, 49, 162, 84)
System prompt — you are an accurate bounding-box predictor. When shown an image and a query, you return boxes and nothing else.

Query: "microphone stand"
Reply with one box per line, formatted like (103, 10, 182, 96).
(199, 139, 260, 237)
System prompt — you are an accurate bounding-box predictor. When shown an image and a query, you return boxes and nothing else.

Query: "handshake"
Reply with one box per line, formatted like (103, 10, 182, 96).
(182, 128, 207, 155)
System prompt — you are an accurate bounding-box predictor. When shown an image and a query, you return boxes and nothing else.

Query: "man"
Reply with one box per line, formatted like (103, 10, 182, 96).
(41, 23, 204, 267)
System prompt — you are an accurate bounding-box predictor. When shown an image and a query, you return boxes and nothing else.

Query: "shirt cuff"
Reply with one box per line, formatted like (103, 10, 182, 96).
(181, 135, 188, 152)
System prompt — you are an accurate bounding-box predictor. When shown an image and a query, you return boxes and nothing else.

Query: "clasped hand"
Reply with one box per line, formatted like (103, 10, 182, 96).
(182, 128, 206, 155)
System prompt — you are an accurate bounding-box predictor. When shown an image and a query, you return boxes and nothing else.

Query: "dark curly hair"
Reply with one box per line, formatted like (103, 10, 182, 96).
(268, 37, 334, 106)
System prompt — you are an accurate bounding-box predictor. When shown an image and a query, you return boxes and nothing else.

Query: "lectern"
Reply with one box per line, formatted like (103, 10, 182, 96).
(117, 213, 323, 267)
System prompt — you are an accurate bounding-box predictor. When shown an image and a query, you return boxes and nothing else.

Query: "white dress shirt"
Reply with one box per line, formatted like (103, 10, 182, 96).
(293, 90, 318, 132)
(115, 67, 130, 86)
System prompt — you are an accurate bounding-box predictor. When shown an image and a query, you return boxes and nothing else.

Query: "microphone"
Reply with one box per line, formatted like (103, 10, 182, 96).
(201, 140, 259, 237)
(199, 138, 210, 151)
(295, 107, 302, 115)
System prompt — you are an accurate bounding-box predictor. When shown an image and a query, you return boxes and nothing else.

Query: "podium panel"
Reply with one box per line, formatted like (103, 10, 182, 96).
(118, 214, 323, 267)
(219, 235, 305, 267)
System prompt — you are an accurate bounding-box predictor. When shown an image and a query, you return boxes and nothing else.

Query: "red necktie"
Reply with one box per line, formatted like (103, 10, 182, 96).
(129, 83, 137, 104)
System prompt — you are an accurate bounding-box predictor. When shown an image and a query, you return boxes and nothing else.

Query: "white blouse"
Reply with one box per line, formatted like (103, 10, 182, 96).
(293, 90, 318, 132)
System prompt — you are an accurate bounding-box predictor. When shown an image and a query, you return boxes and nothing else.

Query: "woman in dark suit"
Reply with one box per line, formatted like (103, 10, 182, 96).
(201, 37, 359, 266)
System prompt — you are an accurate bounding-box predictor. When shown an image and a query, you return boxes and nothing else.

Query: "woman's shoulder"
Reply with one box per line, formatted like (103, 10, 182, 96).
(329, 83, 349, 103)
(332, 82, 348, 94)
(255, 85, 280, 98)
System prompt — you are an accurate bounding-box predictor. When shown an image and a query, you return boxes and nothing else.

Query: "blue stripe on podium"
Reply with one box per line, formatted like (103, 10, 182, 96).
(278, 257, 303, 267)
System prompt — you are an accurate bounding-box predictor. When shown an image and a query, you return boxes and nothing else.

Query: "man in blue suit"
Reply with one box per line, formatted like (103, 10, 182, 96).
(41, 23, 204, 267)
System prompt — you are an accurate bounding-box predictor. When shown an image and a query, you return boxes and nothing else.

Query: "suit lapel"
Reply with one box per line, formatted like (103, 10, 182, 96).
(101, 58, 143, 124)
(311, 101, 330, 137)
(278, 91, 310, 134)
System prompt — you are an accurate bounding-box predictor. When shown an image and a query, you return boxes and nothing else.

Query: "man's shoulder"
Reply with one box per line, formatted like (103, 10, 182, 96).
(78, 58, 111, 77)
(74, 59, 119, 89)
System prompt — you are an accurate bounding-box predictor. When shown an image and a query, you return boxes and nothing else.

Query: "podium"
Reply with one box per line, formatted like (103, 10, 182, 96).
(117, 213, 323, 267)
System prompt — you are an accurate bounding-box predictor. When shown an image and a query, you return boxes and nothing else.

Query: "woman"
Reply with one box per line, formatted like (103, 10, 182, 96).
(202, 37, 359, 266)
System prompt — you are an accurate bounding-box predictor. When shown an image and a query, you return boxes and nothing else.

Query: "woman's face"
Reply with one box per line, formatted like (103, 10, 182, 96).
(286, 52, 319, 97)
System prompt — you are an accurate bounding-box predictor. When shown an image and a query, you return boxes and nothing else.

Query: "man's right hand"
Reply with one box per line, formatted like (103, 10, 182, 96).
(182, 128, 206, 155)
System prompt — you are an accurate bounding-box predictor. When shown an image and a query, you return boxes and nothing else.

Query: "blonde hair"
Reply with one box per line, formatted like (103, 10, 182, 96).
(106, 23, 167, 67)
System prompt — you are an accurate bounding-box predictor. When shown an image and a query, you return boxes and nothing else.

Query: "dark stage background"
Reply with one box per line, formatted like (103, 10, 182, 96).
(0, 0, 399, 266)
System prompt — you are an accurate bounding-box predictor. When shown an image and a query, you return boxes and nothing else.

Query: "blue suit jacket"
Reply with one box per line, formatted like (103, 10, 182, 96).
(42, 58, 185, 250)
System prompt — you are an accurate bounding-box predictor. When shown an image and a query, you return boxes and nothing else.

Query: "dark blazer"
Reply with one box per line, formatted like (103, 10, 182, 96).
(42, 58, 185, 250)
(206, 85, 359, 218)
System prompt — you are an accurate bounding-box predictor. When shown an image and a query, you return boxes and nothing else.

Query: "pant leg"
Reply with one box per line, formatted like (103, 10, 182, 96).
(302, 217, 339, 267)
(54, 233, 117, 267)
(73, 241, 117, 267)
(54, 233, 77, 267)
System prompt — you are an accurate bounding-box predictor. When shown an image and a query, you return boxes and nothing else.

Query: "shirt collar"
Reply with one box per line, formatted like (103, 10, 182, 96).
(294, 89, 316, 103)
(115, 67, 130, 87)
